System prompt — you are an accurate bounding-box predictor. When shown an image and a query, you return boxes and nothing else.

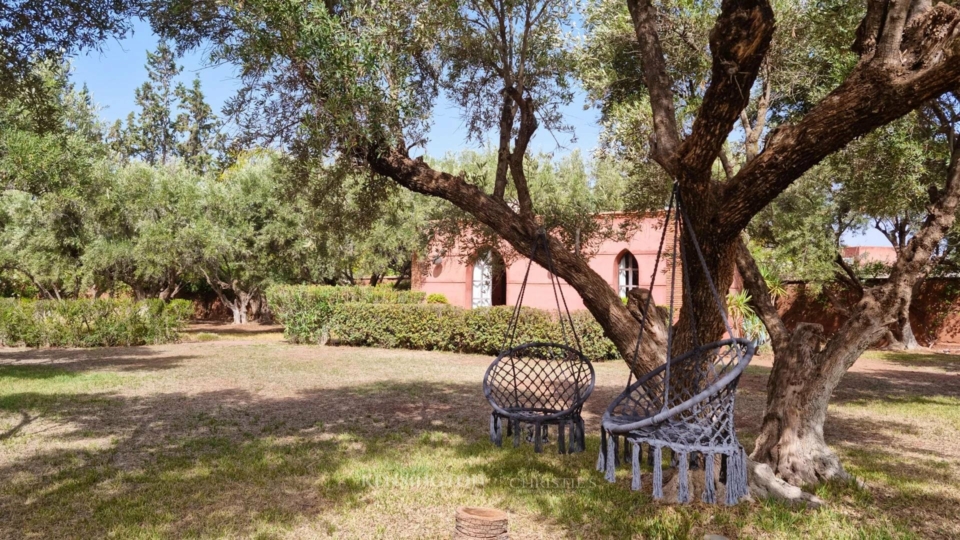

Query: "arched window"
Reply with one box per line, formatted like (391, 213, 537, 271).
(618, 252, 639, 298)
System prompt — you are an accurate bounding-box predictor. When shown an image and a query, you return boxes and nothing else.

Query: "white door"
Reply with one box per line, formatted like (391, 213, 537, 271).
(472, 253, 493, 308)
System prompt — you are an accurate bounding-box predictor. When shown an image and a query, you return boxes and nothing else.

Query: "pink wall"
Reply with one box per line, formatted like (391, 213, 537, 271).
(842, 246, 898, 266)
(415, 215, 695, 311)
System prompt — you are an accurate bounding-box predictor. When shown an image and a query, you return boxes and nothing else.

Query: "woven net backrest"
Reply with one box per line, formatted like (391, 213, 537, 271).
(611, 339, 751, 430)
(621, 184, 749, 408)
(485, 343, 594, 414)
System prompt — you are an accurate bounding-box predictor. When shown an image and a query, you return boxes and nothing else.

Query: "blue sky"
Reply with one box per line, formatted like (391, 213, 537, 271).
(69, 20, 887, 246)
(69, 19, 600, 159)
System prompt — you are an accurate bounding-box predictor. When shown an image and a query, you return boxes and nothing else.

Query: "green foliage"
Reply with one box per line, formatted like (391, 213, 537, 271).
(758, 264, 788, 300)
(289, 167, 437, 285)
(266, 285, 426, 344)
(270, 285, 619, 360)
(108, 43, 227, 173)
(726, 290, 767, 343)
(0, 1, 133, 120)
(425, 293, 448, 304)
(81, 161, 203, 299)
(426, 149, 629, 257)
(577, 0, 863, 208)
(0, 298, 191, 347)
(327, 304, 618, 360)
(0, 62, 107, 195)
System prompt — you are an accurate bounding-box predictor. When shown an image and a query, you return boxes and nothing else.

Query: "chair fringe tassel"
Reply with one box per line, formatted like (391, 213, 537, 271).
(725, 448, 748, 506)
(596, 436, 746, 506)
(489, 413, 502, 447)
(677, 451, 690, 503)
(596, 427, 607, 472)
(652, 446, 664, 499)
(604, 434, 617, 482)
(631, 443, 641, 491)
(703, 452, 716, 504)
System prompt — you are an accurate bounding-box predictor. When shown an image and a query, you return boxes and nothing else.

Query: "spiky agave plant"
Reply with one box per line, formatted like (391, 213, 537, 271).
(758, 264, 788, 301)
(726, 290, 768, 344)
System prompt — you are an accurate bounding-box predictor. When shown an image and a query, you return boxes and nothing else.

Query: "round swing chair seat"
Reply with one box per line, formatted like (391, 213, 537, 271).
(594, 183, 757, 505)
(598, 337, 755, 505)
(484, 342, 595, 454)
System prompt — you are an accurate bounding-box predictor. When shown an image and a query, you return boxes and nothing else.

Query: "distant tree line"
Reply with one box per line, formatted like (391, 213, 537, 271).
(0, 46, 629, 324)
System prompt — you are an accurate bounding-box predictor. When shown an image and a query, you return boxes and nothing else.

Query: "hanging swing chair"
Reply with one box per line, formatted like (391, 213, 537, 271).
(483, 232, 596, 454)
(596, 184, 755, 505)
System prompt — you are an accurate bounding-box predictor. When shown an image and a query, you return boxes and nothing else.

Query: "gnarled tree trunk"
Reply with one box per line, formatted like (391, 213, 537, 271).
(737, 138, 960, 485)
(893, 303, 922, 350)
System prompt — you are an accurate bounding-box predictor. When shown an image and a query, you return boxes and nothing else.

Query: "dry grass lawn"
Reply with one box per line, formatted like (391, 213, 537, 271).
(1, 328, 958, 539)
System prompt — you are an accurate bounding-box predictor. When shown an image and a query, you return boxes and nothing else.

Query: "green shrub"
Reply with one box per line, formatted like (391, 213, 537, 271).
(0, 298, 191, 348)
(315, 303, 619, 361)
(266, 285, 427, 344)
(330, 304, 464, 351)
(426, 293, 449, 304)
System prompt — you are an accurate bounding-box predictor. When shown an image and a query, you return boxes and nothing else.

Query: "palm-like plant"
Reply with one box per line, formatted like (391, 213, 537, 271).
(726, 290, 768, 344)
(759, 264, 788, 301)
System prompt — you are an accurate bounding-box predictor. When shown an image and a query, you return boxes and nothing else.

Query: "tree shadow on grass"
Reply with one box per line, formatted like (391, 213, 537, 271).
(832, 368, 960, 401)
(868, 351, 960, 373)
(0, 346, 193, 372)
(2, 363, 958, 539)
(831, 446, 960, 538)
(0, 379, 497, 539)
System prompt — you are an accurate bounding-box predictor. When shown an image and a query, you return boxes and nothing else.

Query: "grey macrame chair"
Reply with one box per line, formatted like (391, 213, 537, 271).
(597, 184, 755, 505)
(483, 232, 596, 454)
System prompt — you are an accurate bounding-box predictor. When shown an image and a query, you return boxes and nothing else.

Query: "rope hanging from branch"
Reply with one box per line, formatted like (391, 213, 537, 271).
(483, 230, 595, 455)
(599, 183, 754, 504)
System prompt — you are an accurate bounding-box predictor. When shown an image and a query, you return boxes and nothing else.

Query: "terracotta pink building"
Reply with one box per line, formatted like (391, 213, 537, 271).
(414, 214, 728, 311)
(841, 245, 898, 266)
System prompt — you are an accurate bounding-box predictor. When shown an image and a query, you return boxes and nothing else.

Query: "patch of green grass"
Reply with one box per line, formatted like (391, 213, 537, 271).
(0, 365, 125, 412)
(1, 342, 957, 539)
(844, 395, 960, 430)
(862, 350, 960, 372)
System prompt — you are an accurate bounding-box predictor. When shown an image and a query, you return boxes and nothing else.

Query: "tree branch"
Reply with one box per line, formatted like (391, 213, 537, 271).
(875, 0, 914, 65)
(361, 144, 662, 372)
(718, 145, 737, 179)
(676, 0, 775, 178)
(719, 3, 960, 242)
(504, 86, 535, 216)
(834, 252, 865, 294)
(626, 0, 681, 173)
(884, 134, 960, 292)
(492, 93, 514, 200)
(734, 238, 790, 353)
(744, 70, 772, 162)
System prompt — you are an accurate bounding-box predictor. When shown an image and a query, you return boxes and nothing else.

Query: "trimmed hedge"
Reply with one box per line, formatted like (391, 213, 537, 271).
(328, 304, 619, 361)
(0, 298, 192, 348)
(266, 285, 620, 360)
(267, 285, 427, 344)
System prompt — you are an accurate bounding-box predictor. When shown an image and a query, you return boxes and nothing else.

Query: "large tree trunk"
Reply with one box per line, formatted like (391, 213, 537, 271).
(158, 271, 182, 302)
(750, 325, 848, 485)
(895, 303, 922, 350)
(228, 293, 251, 324)
(737, 138, 960, 486)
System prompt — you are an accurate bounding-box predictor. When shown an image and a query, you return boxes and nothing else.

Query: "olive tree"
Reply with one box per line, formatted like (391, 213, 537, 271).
(157, 0, 960, 492)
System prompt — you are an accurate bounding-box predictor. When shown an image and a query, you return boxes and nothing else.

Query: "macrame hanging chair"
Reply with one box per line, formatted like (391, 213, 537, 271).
(596, 184, 755, 505)
(483, 231, 596, 454)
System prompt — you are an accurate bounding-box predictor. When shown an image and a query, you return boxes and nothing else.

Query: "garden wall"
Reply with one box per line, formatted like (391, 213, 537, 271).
(778, 277, 960, 347)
